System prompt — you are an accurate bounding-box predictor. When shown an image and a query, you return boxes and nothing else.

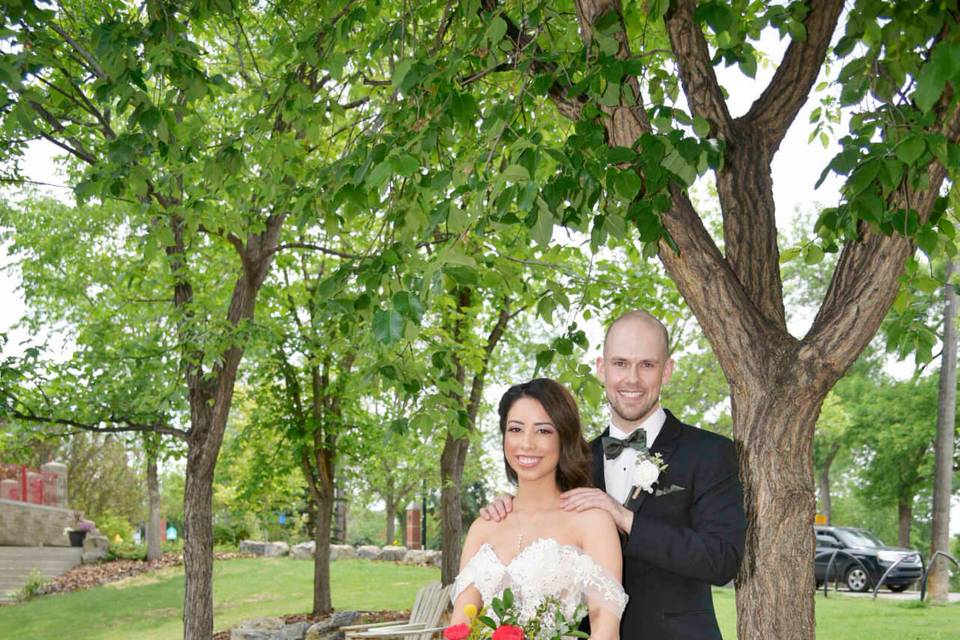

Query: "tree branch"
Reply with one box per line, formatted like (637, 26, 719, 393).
(805, 99, 960, 385)
(663, 0, 734, 140)
(48, 22, 107, 80)
(7, 408, 187, 439)
(743, 0, 845, 154)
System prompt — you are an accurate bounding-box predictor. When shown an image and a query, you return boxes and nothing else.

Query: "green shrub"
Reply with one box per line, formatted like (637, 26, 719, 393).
(16, 570, 47, 602)
(92, 512, 134, 543)
(213, 519, 251, 546)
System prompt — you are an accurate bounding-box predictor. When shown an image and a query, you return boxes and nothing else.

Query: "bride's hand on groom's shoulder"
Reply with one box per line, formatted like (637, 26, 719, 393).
(479, 493, 514, 522)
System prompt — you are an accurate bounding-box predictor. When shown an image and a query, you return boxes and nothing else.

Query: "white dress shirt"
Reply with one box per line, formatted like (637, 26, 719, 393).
(603, 407, 667, 504)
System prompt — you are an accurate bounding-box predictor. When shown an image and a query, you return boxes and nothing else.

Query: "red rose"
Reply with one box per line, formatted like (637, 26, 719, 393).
(443, 624, 471, 640)
(491, 625, 524, 640)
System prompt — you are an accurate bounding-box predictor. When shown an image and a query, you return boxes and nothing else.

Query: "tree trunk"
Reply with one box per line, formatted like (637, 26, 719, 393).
(440, 432, 469, 585)
(817, 443, 841, 525)
(898, 498, 913, 548)
(818, 467, 831, 525)
(385, 487, 397, 546)
(929, 259, 957, 599)
(182, 439, 216, 640)
(146, 443, 162, 562)
(733, 385, 825, 640)
(313, 472, 334, 616)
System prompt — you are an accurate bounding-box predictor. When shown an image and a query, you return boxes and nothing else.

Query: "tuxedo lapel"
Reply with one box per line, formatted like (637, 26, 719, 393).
(624, 409, 682, 513)
(591, 429, 608, 492)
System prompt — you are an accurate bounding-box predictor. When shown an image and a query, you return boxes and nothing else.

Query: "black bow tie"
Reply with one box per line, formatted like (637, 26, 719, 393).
(601, 429, 648, 460)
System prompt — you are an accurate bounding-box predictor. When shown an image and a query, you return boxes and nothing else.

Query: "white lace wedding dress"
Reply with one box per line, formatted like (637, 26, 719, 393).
(452, 537, 628, 627)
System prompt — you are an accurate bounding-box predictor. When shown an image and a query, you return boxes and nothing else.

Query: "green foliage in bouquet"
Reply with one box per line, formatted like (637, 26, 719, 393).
(469, 588, 589, 640)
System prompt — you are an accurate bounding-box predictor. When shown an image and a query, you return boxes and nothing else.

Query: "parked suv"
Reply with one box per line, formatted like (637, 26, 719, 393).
(814, 525, 923, 592)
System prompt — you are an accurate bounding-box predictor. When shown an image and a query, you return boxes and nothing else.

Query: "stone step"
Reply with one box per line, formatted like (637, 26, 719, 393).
(0, 546, 83, 602)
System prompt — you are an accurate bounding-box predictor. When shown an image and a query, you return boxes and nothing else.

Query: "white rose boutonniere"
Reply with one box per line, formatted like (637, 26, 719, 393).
(629, 452, 668, 501)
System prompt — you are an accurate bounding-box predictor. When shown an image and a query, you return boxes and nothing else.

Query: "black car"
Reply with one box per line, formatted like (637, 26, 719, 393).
(814, 525, 923, 592)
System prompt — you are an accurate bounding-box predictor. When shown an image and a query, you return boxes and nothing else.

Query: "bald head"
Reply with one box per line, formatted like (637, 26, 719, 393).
(603, 310, 670, 360)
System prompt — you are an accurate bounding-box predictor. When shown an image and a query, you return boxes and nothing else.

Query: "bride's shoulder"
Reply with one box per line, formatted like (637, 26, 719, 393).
(564, 506, 618, 536)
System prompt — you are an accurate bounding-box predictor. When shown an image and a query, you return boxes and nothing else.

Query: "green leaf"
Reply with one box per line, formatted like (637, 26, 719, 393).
(535, 349, 555, 370)
(479, 616, 497, 630)
(554, 337, 573, 356)
(693, 115, 710, 138)
(502, 164, 530, 182)
(606, 146, 637, 164)
(372, 309, 405, 344)
(391, 59, 414, 90)
(914, 43, 960, 113)
(390, 153, 419, 176)
(914, 275, 940, 294)
(532, 208, 553, 246)
(895, 136, 926, 165)
(647, 0, 669, 20)
(486, 16, 507, 44)
(614, 170, 643, 200)
(916, 228, 939, 257)
(803, 244, 824, 265)
(392, 291, 425, 323)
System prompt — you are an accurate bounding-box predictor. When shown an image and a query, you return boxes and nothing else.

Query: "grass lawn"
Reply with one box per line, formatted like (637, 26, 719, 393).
(1, 559, 957, 640)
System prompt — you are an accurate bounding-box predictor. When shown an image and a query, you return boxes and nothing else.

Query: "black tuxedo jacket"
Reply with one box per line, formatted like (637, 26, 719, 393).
(592, 410, 745, 640)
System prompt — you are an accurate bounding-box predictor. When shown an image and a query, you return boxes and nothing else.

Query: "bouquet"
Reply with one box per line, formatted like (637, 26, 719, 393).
(444, 589, 588, 640)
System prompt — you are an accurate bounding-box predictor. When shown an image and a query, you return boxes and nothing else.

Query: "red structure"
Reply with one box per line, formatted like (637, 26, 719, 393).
(0, 463, 66, 507)
(405, 502, 422, 550)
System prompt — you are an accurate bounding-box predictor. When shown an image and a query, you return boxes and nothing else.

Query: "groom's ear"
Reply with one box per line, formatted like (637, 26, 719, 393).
(661, 358, 675, 385)
(595, 356, 605, 382)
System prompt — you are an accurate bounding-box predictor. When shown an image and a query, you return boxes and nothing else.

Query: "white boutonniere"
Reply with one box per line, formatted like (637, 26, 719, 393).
(629, 452, 668, 501)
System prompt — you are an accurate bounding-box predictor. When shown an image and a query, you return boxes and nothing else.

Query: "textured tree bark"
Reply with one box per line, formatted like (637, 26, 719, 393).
(312, 466, 334, 616)
(440, 433, 470, 585)
(146, 442, 162, 562)
(928, 259, 957, 599)
(182, 437, 216, 640)
(897, 499, 913, 548)
(731, 373, 826, 640)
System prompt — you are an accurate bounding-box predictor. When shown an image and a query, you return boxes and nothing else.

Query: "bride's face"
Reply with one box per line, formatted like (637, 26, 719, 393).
(503, 396, 561, 484)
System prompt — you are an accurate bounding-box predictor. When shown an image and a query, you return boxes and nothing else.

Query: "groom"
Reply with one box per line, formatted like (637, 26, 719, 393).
(482, 310, 746, 639)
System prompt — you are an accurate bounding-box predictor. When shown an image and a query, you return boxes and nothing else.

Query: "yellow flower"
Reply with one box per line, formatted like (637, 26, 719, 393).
(463, 604, 478, 619)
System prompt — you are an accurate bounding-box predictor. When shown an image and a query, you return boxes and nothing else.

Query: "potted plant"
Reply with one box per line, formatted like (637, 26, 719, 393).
(64, 512, 95, 547)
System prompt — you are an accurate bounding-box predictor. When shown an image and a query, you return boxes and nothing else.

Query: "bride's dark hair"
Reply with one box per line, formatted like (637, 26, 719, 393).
(498, 378, 592, 492)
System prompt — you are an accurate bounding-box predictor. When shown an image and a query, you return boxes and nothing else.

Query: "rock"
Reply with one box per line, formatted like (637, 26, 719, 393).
(330, 544, 357, 561)
(280, 621, 311, 639)
(81, 534, 109, 564)
(291, 541, 315, 560)
(378, 545, 407, 562)
(304, 611, 361, 640)
(239, 540, 290, 557)
(425, 550, 442, 567)
(356, 545, 380, 560)
(402, 549, 429, 565)
(230, 617, 285, 640)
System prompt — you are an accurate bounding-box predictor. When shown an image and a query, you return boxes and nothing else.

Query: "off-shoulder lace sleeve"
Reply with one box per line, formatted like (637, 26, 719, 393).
(573, 553, 629, 619)
(452, 545, 505, 604)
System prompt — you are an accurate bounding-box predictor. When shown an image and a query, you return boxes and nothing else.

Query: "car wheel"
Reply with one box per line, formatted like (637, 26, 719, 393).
(887, 584, 909, 593)
(845, 566, 870, 592)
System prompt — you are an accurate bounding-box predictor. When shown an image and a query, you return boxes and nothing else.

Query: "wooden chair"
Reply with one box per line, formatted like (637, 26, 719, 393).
(342, 581, 452, 640)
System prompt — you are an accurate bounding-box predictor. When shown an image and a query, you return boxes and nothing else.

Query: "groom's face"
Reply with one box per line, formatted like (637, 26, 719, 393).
(596, 317, 674, 431)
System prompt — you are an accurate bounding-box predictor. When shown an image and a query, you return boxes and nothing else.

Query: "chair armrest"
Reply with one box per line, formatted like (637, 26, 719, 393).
(349, 626, 445, 638)
(341, 620, 412, 632)
(346, 623, 430, 638)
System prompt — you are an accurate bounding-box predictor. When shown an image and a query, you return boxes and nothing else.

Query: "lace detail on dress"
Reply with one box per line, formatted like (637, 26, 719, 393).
(452, 538, 628, 625)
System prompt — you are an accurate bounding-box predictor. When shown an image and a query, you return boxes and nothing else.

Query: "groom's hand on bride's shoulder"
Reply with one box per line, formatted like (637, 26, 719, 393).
(560, 488, 633, 533)
(479, 493, 514, 522)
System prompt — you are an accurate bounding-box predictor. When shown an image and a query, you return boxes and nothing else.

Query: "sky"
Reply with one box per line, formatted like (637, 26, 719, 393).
(1, 29, 958, 539)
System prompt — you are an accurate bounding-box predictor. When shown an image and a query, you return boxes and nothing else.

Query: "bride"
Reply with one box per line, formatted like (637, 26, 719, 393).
(449, 378, 627, 640)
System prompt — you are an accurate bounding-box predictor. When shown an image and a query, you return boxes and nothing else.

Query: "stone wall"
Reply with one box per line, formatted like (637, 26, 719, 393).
(0, 498, 73, 546)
